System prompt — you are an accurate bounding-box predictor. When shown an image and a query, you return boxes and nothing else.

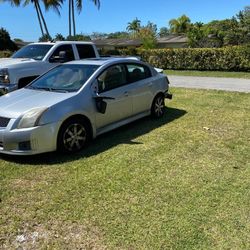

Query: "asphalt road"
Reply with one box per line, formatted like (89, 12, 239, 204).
(168, 75, 250, 93)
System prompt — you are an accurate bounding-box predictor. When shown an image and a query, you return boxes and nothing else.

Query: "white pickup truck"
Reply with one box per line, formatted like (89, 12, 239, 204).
(0, 41, 100, 94)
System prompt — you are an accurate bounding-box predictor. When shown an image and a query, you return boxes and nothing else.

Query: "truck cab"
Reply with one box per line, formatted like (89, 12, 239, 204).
(0, 41, 100, 94)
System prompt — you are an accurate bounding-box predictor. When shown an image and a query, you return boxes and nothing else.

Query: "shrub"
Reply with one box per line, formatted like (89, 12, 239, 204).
(118, 45, 250, 71)
(0, 27, 17, 51)
(0, 50, 12, 58)
(99, 48, 121, 56)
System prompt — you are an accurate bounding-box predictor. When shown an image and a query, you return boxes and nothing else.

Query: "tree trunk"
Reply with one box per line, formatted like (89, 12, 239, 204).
(37, 1, 50, 38)
(34, 1, 44, 36)
(72, 0, 76, 36)
(69, 0, 72, 37)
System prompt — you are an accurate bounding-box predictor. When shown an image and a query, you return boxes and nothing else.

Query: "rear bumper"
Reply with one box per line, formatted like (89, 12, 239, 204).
(164, 91, 173, 99)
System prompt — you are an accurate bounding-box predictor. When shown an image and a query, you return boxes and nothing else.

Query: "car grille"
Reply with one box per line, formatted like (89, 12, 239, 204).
(0, 116, 10, 127)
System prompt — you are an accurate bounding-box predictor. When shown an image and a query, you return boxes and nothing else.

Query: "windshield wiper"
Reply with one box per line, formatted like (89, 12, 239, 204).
(27, 86, 70, 93)
(50, 88, 70, 93)
(27, 86, 52, 91)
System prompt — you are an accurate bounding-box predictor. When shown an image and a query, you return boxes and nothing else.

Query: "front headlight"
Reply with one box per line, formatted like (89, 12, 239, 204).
(0, 68, 10, 84)
(17, 107, 48, 129)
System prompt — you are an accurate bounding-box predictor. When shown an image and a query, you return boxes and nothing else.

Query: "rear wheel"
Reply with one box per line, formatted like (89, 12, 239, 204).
(151, 94, 165, 118)
(57, 118, 90, 153)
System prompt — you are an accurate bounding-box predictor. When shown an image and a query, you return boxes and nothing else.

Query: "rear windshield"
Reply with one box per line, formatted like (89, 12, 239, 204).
(12, 44, 53, 60)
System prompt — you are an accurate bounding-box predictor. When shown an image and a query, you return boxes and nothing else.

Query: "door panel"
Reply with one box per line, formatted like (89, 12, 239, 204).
(130, 78, 153, 114)
(94, 64, 132, 129)
(95, 85, 132, 129)
(125, 64, 153, 115)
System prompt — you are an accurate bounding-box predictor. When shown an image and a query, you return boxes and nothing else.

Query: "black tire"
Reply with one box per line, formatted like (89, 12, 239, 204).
(151, 94, 165, 118)
(57, 118, 90, 153)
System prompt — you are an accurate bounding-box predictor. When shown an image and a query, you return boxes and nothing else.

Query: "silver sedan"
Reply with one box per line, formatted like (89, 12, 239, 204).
(0, 58, 172, 155)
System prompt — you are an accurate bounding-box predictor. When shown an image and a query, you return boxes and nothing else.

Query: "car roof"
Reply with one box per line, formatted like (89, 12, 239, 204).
(65, 57, 144, 66)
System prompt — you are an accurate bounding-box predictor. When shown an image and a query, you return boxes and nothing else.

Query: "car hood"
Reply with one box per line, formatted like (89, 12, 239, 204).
(0, 88, 75, 118)
(0, 58, 37, 68)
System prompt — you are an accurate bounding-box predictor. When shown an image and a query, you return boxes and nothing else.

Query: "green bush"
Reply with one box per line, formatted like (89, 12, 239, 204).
(118, 46, 250, 71)
(0, 50, 12, 58)
(99, 48, 121, 56)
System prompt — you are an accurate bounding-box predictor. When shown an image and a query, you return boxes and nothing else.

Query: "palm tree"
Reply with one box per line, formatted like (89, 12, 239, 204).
(169, 15, 191, 34)
(68, 0, 100, 37)
(24, 0, 63, 38)
(126, 18, 141, 38)
(1, 0, 62, 38)
(23, 0, 49, 37)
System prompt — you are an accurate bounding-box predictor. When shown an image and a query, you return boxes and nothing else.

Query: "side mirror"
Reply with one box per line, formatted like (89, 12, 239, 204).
(95, 98, 107, 114)
(59, 51, 66, 61)
(49, 51, 67, 63)
(93, 94, 115, 114)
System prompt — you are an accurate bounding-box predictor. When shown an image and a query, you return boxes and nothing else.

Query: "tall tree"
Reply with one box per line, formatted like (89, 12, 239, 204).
(0, 27, 17, 50)
(68, 0, 100, 37)
(2, 0, 62, 38)
(126, 18, 141, 38)
(169, 15, 191, 34)
(23, 0, 49, 37)
(138, 22, 158, 49)
(159, 27, 170, 37)
(24, 0, 63, 38)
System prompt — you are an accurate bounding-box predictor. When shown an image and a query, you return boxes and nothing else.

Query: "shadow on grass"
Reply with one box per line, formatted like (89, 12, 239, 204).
(1, 107, 186, 165)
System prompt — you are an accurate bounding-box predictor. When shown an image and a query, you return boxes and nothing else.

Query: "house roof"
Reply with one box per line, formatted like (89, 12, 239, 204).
(93, 35, 188, 47)
(157, 35, 188, 44)
(14, 40, 31, 48)
(93, 38, 142, 47)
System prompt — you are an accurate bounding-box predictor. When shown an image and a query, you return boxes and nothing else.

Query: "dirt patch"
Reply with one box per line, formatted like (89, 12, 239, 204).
(1, 221, 107, 249)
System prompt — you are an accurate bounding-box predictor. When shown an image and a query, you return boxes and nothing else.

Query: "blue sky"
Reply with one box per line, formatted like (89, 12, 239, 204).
(0, 0, 248, 41)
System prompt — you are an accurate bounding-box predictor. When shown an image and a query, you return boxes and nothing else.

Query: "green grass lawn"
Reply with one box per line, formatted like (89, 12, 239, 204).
(1, 88, 250, 249)
(165, 70, 250, 79)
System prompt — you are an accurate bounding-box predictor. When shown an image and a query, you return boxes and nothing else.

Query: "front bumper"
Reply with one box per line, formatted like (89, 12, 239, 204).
(0, 120, 60, 155)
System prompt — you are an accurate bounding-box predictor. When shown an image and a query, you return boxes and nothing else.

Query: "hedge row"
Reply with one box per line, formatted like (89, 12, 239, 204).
(116, 46, 250, 72)
(0, 50, 12, 58)
(1, 46, 249, 71)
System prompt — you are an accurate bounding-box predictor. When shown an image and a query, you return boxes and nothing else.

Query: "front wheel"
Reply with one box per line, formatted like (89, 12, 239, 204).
(151, 94, 165, 118)
(57, 118, 90, 153)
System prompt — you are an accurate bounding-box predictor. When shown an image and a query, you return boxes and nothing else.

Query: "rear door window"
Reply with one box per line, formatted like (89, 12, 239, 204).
(126, 64, 152, 83)
(76, 44, 96, 59)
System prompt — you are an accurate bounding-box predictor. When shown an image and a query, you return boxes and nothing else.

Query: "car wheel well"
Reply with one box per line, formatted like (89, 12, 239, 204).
(154, 92, 165, 99)
(18, 76, 39, 89)
(56, 115, 93, 153)
(151, 92, 166, 118)
(59, 115, 93, 139)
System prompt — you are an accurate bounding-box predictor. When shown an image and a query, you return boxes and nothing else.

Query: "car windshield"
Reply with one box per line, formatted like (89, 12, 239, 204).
(12, 44, 53, 60)
(27, 64, 99, 92)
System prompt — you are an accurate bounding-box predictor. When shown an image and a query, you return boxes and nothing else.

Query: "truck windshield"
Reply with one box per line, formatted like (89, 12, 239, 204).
(12, 44, 53, 60)
(27, 64, 99, 92)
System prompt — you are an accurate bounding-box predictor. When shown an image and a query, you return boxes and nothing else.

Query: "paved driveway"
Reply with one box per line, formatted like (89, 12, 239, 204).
(168, 76, 250, 93)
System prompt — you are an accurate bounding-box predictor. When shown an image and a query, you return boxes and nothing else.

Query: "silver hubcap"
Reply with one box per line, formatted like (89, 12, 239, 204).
(63, 123, 86, 151)
(154, 97, 164, 116)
